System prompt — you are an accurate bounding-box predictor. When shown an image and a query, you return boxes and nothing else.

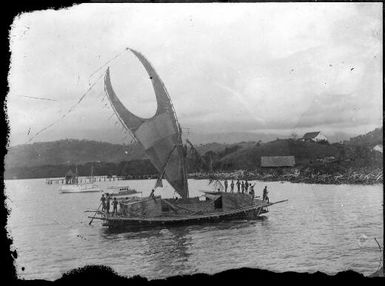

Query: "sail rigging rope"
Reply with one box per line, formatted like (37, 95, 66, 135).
(24, 48, 132, 144)
(22, 95, 57, 102)
(88, 48, 129, 80)
(26, 71, 105, 144)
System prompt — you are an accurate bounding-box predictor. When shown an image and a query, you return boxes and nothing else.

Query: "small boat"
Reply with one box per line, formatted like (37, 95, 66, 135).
(60, 184, 102, 193)
(59, 166, 102, 194)
(88, 48, 287, 229)
(103, 185, 142, 199)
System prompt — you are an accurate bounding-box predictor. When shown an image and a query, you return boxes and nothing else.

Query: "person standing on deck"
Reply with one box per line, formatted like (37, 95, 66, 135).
(149, 189, 155, 198)
(245, 180, 249, 192)
(100, 194, 106, 212)
(224, 180, 228, 192)
(249, 185, 255, 199)
(106, 193, 111, 214)
(236, 179, 241, 193)
(241, 181, 245, 193)
(112, 197, 118, 216)
(263, 186, 269, 203)
(230, 180, 234, 193)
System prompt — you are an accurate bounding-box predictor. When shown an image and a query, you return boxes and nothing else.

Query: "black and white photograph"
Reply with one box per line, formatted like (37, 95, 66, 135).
(4, 2, 383, 281)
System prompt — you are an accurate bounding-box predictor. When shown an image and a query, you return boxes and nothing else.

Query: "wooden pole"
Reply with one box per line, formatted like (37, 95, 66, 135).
(162, 199, 179, 214)
(89, 202, 102, 225)
(265, 199, 288, 207)
(255, 202, 265, 217)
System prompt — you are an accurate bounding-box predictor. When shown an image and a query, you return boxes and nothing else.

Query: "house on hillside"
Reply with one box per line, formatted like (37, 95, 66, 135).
(301, 131, 328, 143)
(373, 144, 383, 153)
(261, 156, 295, 168)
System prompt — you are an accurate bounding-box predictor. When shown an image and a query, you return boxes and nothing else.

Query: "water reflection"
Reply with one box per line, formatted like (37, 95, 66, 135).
(7, 179, 382, 279)
(101, 226, 165, 240)
(259, 216, 270, 226)
(145, 226, 193, 276)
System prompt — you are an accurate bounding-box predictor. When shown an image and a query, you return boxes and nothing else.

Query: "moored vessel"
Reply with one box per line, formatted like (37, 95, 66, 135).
(60, 184, 102, 193)
(60, 166, 102, 193)
(103, 185, 142, 200)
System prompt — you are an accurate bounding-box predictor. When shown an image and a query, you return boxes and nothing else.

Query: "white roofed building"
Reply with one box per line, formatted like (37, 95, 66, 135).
(373, 144, 383, 153)
(301, 131, 328, 143)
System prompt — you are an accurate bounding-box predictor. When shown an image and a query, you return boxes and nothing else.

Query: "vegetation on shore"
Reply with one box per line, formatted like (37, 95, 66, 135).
(189, 166, 383, 185)
(5, 127, 382, 185)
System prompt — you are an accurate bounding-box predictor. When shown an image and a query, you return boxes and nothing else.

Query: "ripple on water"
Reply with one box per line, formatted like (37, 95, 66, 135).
(6, 179, 383, 280)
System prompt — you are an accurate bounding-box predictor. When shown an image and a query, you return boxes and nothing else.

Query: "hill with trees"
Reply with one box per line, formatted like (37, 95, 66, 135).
(343, 127, 383, 147)
(5, 139, 145, 169)
(4, 127, 382, 180)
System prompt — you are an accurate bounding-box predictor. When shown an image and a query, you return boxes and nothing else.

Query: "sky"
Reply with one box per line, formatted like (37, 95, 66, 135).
(7, 3, 383, 146)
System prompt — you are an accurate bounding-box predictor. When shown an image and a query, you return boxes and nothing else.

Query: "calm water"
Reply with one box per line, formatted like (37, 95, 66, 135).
(5, 178, 383, 280)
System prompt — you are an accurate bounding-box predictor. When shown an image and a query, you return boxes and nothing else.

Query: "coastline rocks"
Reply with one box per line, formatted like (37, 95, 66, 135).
(188, 167, 383, 185)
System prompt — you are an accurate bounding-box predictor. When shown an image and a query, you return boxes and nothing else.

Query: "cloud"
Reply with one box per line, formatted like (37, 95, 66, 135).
(7, 3, 382, 146)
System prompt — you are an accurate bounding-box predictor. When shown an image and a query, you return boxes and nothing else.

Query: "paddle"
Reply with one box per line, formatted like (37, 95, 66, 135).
(89, 202, 102, 225)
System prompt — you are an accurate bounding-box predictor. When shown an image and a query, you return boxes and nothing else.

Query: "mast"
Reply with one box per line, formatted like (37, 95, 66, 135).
(90, 165, 94, 183)
(186, 139, 208, 172)
(75, 165, 79, 185)
(178, 123, 189, 198)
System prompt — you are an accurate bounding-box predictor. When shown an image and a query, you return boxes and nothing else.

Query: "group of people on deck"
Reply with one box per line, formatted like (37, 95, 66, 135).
(101, 182, 270, 214)
(100, 193, 119, 216)
(220, 179, 269, 202)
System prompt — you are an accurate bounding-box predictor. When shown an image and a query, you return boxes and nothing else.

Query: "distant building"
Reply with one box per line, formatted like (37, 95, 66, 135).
(301, 131, 328, 143)
(261, 156, 295, 168)
(373, 144, 383, 153)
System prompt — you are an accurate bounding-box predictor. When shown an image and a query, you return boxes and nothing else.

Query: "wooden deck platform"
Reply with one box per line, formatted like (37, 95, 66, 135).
(88, 200, 288, 229)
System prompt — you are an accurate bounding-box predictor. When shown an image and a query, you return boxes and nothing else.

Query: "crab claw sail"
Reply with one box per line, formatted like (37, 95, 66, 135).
(104, 49, 189, 198)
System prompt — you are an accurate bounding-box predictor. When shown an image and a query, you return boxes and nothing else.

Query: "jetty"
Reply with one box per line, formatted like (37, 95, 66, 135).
(46, 175, 125, 184)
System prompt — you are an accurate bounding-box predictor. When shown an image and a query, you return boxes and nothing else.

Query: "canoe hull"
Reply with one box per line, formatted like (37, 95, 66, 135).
(100, 205, 268, 230)
(60, 184, 102, 193)
(88, 193, 280, 230)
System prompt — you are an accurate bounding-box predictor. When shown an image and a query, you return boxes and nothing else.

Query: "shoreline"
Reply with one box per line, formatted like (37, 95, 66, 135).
(187, 168, 383, 186)
(6, 168, 383, 186)
(4, 176, 384, 186)
(188, 176, 383, 186)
